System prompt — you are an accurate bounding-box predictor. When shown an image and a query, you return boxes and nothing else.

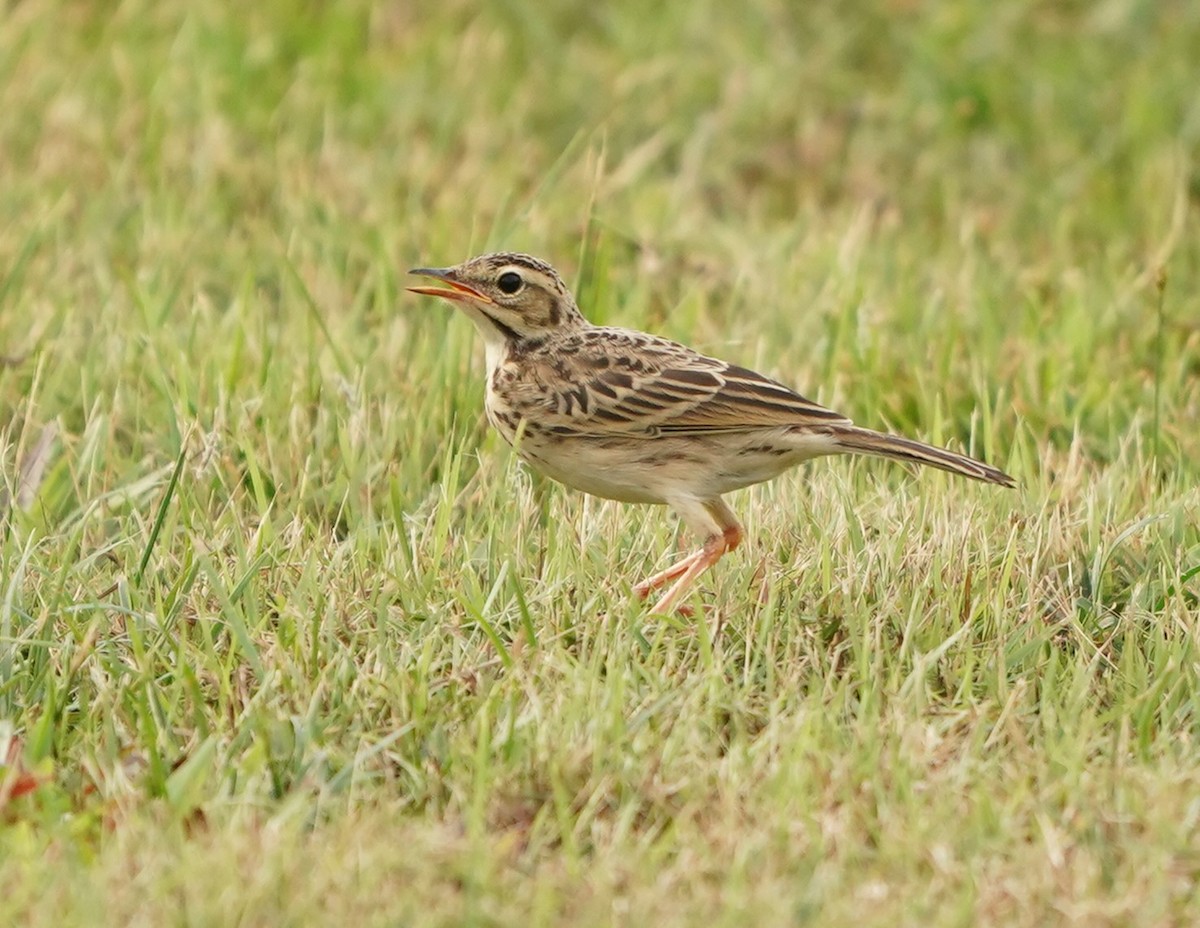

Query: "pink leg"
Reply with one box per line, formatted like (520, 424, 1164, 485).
(634, 498, 745, 614)
(633, 548, 707, 598)
(642, 523, 744, 614)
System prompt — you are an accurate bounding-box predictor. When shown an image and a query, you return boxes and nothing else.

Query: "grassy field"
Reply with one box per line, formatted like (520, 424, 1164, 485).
(2, 0, 1199, 924)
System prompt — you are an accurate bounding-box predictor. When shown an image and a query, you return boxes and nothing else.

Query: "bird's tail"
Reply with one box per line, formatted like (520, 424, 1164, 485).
(826, 426, 1015, 487)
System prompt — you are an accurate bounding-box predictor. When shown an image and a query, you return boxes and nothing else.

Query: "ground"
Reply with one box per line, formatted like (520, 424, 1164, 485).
(1, 1, 1199, 925)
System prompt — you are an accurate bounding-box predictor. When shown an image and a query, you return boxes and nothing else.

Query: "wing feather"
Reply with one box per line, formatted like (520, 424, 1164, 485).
(501, 328, 851, 437)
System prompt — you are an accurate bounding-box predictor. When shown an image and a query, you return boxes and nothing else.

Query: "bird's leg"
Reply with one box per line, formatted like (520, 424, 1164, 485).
(637, 498, 744, 614)
(646, 526, 742, 614)
(633, 549, 708, 597)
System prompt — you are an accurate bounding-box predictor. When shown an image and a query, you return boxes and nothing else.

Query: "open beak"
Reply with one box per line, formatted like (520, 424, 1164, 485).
(406, 267, 493, 303)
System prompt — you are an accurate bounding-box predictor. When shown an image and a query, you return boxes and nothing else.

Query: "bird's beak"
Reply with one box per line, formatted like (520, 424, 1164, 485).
(406, 267, 493, 303)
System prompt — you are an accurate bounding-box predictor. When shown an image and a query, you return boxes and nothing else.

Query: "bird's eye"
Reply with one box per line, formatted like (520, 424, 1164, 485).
(497, 271, 523, 294)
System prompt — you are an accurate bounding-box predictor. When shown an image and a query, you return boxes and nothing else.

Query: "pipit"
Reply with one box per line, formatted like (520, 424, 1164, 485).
(409, 253, 1014, 614)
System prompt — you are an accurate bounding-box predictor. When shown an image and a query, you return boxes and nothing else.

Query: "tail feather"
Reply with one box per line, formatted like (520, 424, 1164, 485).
(827, 426, 1015, 487)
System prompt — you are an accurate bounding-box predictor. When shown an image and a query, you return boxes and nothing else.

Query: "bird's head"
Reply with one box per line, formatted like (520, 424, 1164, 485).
(407, 252, 587, 347)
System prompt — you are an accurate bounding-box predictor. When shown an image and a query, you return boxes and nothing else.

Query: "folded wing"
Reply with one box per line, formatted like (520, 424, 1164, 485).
(510, 328, 851, 436)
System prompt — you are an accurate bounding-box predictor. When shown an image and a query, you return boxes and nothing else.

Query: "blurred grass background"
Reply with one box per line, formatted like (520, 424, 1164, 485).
(1, 0, 1198, 924)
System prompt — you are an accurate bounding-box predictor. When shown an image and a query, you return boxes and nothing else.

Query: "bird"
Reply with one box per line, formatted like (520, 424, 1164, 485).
(408, 252, 1014, 614)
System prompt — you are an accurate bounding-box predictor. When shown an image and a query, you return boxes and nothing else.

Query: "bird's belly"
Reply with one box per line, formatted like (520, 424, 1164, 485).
(498, 428, 837, 503)
(511, 435, 671, 503)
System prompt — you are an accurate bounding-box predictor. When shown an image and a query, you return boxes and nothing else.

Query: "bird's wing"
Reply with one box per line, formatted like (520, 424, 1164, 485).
(504, 328, 852, 436)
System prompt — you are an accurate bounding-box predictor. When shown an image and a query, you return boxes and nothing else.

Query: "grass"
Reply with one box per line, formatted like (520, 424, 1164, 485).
(1, 0, 1199, 924)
